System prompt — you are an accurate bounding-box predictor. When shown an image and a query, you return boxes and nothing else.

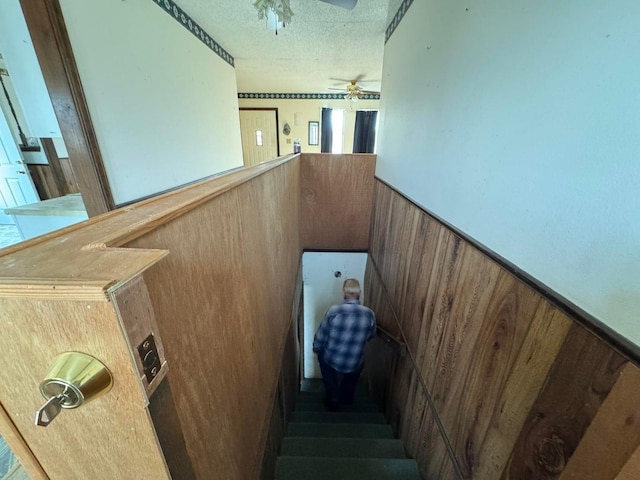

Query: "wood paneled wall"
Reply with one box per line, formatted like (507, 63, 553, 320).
(364, 179, 640, 480)
(0, 153, 376, 479)
(299, 153, 375, 251)
(28, 159, 79, 200)
(259, 298, 301, 480)
(125, 161, 301, 479)
(0, 296, 170, 479)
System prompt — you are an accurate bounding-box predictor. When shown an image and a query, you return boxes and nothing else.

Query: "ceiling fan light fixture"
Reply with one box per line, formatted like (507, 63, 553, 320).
(345, 90, 360, 101)
(254, 0, 293, 34)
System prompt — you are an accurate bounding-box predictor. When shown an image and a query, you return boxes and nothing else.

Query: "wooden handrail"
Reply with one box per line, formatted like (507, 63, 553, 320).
(0, 155, 297, 298)
(376, 325, 407, 356)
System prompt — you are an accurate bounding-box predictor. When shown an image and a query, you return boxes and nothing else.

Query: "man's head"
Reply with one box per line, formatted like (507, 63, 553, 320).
(343, 278, 361, 300)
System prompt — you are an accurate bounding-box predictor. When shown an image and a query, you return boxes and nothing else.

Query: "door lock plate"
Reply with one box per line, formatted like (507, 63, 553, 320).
(137, 334, 161, 383)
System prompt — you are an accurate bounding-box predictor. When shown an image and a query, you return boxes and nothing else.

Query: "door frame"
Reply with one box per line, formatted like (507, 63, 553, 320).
(19, 0, 114, 217)
(239, 107, 280, 158)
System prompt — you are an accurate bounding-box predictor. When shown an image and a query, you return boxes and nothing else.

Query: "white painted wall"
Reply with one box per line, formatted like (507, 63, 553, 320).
(303, 252, 368, 378)
(59, 0, 243, 204)
(377, 1, 640, 345)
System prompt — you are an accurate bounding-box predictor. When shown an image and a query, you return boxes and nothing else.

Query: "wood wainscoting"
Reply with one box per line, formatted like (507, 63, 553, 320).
(0, 153, 376, 480)
(28, 160, 80, 201)
(364, 179, 640, 480)
(122, 160, 302, 479)
(299, 153, 375, 251)
(258, 267, 302, 480)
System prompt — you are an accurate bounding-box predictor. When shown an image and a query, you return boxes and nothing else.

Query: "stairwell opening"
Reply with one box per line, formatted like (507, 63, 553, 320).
(301, 251, 367, 380)
(276, 251, 421, 478)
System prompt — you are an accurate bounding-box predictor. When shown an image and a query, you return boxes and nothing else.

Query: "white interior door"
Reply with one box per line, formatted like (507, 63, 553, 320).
(0, 111, 39, 224)
(302, 252, 368, 379)
(239, 109, 278, 167)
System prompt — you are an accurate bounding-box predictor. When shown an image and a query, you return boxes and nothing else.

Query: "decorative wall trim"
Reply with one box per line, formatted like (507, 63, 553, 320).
(238, 92, 380, 100)
(385, 0, 414, 43)
(151, 0, 234, 67)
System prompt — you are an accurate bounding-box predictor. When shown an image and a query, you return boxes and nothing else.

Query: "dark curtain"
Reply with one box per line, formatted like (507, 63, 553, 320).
(321, 107, 333, 153)
(352, 110, 378, 153)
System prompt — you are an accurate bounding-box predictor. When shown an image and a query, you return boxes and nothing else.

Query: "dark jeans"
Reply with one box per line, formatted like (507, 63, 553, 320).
(318, 354, 362, 410)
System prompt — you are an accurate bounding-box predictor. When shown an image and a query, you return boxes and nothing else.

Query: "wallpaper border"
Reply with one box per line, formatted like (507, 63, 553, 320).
(238, 92, 380, 100)
(385, 0, 415, 43)
(151, 0, 234, 67)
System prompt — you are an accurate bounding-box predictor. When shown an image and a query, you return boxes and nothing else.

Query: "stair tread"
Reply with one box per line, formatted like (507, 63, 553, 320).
(300, 379, 369, 394)
(295, 402, 379, 412)
(294, 398, 378, 408)
(298, 391, 371, 400)
(295, 395, 376, 406)
(287, 422, 394, 439)
(276, 456, 421, 480)
(291, 411, 386, 424)
(299, 378, 325, 392)
(281, 437, 406, 458)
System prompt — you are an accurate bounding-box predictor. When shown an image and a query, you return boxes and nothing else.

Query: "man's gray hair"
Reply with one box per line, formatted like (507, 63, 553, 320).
(343, 278, 361, 295)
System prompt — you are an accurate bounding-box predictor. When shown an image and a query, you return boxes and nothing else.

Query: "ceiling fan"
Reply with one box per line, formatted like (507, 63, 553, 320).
(329, 80, 380, 100)
(318, 0, 358, 9)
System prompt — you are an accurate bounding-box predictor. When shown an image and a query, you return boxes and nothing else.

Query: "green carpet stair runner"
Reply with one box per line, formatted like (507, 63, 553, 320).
(275, 380, 421, 480)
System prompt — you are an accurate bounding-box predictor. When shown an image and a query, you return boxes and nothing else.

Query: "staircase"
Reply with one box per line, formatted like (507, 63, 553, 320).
(275, 379, 420, 480)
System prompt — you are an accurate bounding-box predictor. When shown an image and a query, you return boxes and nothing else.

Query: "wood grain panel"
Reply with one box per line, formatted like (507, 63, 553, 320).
(416, 239, 502, 412)
(258, 263, 302, 480)
(366, 179, 636, 480)
(558, 362, 640, 480)
(504, 324, 626, 480)
(0, 297, 169, 479)
(474, 306, 572, 478)
(28, 163, 57, 200)
(364, 335, 396, 410)
(28, 158, 79, 200)
(364, 256, 401, 338)
(299, 153, 375, 250)
(615, 445, 640, 480)
(365, 330, 457, 480)
(259, 317, 300, 480)
(0, 155, 376, 478)
(41, 138, 76, 195)
(125, 162, 301, 479)
(148, 377, 197, 480)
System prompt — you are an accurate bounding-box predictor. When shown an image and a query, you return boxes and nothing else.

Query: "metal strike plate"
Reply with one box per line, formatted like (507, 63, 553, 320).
(137, 334, 161, 383)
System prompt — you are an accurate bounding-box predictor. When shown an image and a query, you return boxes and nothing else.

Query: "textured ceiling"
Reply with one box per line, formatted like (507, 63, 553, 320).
(177, 0, 403, 93)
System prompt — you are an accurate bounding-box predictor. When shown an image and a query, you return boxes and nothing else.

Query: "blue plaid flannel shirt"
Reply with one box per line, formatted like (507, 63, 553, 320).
(313, 299, 376, 373)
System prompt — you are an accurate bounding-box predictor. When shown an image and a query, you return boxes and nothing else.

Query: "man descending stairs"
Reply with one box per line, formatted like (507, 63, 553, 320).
(275, 379, 421, 479)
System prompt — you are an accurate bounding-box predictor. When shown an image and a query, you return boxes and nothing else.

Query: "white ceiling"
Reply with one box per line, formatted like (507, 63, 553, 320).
(177, 0, 403, 93)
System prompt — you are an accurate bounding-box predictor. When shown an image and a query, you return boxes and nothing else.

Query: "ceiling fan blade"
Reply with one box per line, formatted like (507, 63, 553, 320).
(318, 0, 358, 10)
(360, 90, 380, 95)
